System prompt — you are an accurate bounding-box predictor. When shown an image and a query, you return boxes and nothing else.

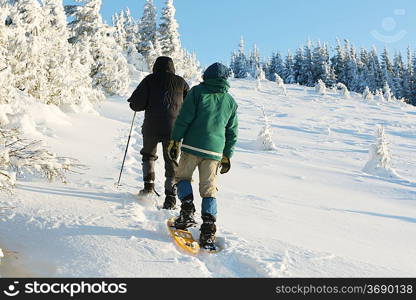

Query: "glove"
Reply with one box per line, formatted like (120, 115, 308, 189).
(220, 156, 231, 174)
(167, 140, 180, 162)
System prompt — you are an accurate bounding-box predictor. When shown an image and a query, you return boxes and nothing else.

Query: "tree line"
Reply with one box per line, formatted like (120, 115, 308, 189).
(231, 37, 416, 106)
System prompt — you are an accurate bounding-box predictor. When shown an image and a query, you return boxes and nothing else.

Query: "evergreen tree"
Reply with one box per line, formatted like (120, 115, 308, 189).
(358, 48, 371, 92)
(159, 0, 181, 59)
(344, 44, 360, 92)
(283, 51, 295, 84)
(293, 47, 305, 84)
(370, 47, 385, 90)
(42, 0, 76, 105)
(138, 0, 157, 56)
(7, 0, 46, 100)
(0, 2, 17, 104)
(402, 47, 414, 103)
(312, 42, 335, 86)
(392, 52, 405, 99)
(380, 47, 394, 88)
(230, 37, 248, 78)
(66, 0, 130, 96)
(123, 8, 139, 46)
(266, 52, 284, 81)
(331, 39, 347, 85)
(301, 41, 314, 86)
(248, 44, 261, 78)
(112, 10, 127, 50)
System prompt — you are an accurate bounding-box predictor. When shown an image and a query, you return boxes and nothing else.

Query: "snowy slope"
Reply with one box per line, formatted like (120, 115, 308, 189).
(0, 78, 415, 277)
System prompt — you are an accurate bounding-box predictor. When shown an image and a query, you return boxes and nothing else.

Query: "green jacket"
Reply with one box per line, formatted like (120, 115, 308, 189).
(171, 78, 238, 161)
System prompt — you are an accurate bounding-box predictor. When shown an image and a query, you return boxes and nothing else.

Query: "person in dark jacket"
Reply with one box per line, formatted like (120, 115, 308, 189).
(168, 62, 238, 251)
(128, 56, 189, 209)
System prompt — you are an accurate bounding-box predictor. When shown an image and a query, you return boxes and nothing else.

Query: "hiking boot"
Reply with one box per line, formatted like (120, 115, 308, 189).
(174, 201, 196, 230)
(139, 182, 155, 196)
(163, 195, 177, 210)
(199, 214, 217, 251)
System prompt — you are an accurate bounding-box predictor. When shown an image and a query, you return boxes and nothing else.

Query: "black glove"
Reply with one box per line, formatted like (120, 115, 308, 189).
(220, 156, 231, 174)
(167, 140, 180, 162)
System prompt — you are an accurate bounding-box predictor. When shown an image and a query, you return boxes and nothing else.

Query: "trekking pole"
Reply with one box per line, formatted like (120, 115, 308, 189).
(116, 112, 137, 188)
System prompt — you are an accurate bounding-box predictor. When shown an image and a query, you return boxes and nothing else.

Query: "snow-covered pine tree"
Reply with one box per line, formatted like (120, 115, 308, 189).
(331, 39, 347, 85)
(138, 0, 157, 66)
(380, 47, 394, 91)
(315, 79, 327, 95)
(123, 7, 139, 47)
(392, 52, 404, 100)
(41, 0, 77, 106)
(159, 0, 181, 59)
(312, 41, 325, 82)
(356, 48, 371, 92)
(283, 51, 295, 84)
(230, 37, 249, 78)
(362, 86, 374, 100)
(66, 0, 129, 96)
(401, 47, 414, 103)
(363, 126, 399, 178)
(293, 47, 305, 84)
(301, 41, 314, 86)
(112, 9, 148, 73)
(266, 52, 285, 81)
(7, 0, 50, 101)
(68, 40, 105, 106)
(313, 42, 336, 87)
(112, 10, 128, 50)
(344, 43, 360, 92)
(180, 49, 201, 82)
(411, 50, 416, 106)
(145, 35, 162, 69)
(248, 44, 261, 79)
(0, 3, 17, 104)
(370, 47, 385, 91)
(256, 107, 276, 151)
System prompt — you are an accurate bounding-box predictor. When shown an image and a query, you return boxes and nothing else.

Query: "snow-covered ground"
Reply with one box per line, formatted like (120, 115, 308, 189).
(1, 78, 415, 277)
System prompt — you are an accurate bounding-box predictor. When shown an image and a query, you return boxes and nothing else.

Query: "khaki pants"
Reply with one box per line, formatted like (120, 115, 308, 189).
(176, 152, 220, 198)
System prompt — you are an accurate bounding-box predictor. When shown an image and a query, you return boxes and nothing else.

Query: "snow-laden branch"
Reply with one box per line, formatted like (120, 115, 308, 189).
(0, 129, 86, 192)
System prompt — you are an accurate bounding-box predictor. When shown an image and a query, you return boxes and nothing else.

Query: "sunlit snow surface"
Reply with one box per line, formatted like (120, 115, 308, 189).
(0, 78, 415, 277)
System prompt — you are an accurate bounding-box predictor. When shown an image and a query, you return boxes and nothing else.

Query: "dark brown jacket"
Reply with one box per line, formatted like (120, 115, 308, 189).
(128, 57, 189, 137)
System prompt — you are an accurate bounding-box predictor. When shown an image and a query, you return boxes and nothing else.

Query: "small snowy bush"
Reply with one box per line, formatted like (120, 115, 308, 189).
(256, 78, 262, 91)
(374, 89, 385, 102)
(336, 83, 350, 99)
(275, 73, 287, 96)
(256, 107, 276, 151)
(0, 128, 84, 192)
(362, 86, 373, 100)
(383, 82, 394, 102)
(363, 126, 399, 178)
(315, 79, 327, 95)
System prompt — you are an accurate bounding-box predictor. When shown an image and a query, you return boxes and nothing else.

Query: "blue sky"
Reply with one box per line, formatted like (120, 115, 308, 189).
(65, 0, 416, 67)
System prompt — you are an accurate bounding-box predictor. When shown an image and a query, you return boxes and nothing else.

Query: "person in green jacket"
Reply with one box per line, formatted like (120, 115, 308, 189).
(167, 62, 238, 251)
